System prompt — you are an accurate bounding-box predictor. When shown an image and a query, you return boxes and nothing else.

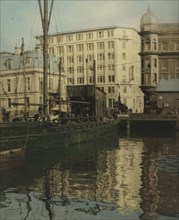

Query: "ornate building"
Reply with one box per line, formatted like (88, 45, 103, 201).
(0, 46, 67, 120)
(139, 8, 179, 112)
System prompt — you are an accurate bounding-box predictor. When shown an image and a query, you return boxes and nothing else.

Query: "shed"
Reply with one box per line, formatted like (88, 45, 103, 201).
(156, 78, 179, 114)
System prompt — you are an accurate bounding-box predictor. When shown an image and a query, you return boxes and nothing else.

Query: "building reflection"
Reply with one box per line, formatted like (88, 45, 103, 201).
(139, 132, 179, 219)
(0, 133, 178, 219)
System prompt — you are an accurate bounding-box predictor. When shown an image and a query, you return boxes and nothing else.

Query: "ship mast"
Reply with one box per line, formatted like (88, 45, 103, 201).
(38, 0, 54, 118)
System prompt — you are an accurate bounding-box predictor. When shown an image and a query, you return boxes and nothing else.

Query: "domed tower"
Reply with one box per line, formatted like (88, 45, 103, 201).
(139, 8, 160, 113)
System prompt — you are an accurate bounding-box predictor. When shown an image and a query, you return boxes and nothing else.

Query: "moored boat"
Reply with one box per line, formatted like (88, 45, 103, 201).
(0, 0, 120, 160)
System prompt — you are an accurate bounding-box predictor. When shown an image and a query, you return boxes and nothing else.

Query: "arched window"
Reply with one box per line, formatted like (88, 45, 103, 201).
(152, 39, 157, 50)
(145, 39, 150, 50)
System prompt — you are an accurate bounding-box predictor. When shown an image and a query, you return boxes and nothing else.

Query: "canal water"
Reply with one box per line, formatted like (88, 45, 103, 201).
(0, 131, 179, 220)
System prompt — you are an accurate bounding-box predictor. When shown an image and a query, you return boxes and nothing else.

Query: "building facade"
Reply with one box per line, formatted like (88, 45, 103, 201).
(139, 8, 179, 112)
(36, 26, 144, 113)
(0, 47, 67, 120)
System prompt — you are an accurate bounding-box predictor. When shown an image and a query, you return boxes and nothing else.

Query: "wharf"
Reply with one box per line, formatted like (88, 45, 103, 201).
(118, 113, 178, 130)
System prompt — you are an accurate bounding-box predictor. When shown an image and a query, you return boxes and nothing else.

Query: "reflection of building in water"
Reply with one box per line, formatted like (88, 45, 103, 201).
(95, 139, 143, 210)
(140, 135, 179, 220)
(157, 157, 179, 217)
(30, 139, 143, 210)
(140, 150, 159, 220)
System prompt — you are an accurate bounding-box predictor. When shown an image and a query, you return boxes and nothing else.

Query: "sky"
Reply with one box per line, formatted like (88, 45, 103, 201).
(0, 0, 178, 52)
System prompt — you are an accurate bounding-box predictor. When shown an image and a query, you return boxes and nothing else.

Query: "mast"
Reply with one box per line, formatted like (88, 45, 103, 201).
(93, 60, 97, 117)
(58, 58, 62, 116)
(38, 0, 54, 118)
(21, 38, 28, 113)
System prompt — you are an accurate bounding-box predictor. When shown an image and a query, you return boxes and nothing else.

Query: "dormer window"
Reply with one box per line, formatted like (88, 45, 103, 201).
(26, 57, 31, 66)
(6, 59, 12, 70)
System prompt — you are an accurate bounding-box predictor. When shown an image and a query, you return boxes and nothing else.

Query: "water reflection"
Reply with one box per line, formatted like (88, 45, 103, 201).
(0, 132, 179, 220)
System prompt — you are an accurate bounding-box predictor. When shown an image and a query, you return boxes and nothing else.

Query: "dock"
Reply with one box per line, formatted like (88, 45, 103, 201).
(118, 113, 178, 131)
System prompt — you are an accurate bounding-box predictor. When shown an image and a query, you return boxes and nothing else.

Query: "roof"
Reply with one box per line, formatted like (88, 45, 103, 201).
(156, 78, 179, 92)
(140, 8, 158, 26)
(0, 50, 59, 73)
(36, 26, 139, 38)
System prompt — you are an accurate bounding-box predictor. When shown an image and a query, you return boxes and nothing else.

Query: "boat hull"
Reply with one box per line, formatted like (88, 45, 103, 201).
(0, 120, 119, 154)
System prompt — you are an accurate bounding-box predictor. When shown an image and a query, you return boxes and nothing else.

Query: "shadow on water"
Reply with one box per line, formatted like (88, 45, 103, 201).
(0, 136, 119, 190)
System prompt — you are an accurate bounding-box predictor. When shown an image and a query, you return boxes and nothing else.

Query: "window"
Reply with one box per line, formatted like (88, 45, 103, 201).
(77, 55, 84, 62)
(57, 36, 63, 43)
(97, 31, 104, 38)
(122, 53, 126, 60)
(49, 47, 54, 55)
(97, 42, 104, 50)
(108, 98, 115, 108)
(89, 76, 94, 83)
(153, 58, 157, 68)
(67, 45, 73, 53)
(145, 60, 151, 69)
(145, 39, 150, 50)
(87, 54, 94, 62)
(49, 78, 53, 90)
(98, 75, 105, 83)
(108, 86, 115, 94)
(97, 65, 104, 72)
(57, 46, 64, 54)
(39, 77, 43, 91)
(67, 56, 74, 64)
(66, 35, 73, 42)
(76, 34, 83, 41)
(48, 37, 53, 44)
(108, 41, 114, 49)
(86, 43, 94, 51)
(67, 67, 74, 74)
(108, 75, 115, 82)
(6, 59, 12, 69)
(141, 40, 144, 51)
(97, 53, 105, 61)
(108, 64, 115, 71)
(8, 98, 11, 108)
(67, 77, 74, 85)
(26, 57, 31, 65)
(152, 39, 157, 50)
(77, 77, 84, 84)
(86, 32, 93, 40)
(107, 30, 114, 37)
(76, 44, 83, 52)
(7, 79, 11, 92)
(77, 66, 84, 73)
(27, 77, 30, 91)
(108, 53, 114, 60)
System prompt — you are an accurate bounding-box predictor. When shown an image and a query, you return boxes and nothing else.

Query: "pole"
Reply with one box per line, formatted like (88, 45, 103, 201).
(38, 0, 54, 119)
(86, 58, 89, 85)
(43, 0, 49, 118)
(59, 58, 62, 117)
(93, 60, 97, 117)
(21, 38, 27, 113)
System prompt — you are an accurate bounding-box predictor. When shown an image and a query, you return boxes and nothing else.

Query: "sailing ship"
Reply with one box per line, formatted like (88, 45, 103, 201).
(0, 0, 119, 159)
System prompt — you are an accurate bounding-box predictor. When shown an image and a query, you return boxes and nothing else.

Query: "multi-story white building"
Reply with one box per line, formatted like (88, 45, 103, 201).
(0, 46, 67, 120)
(36, 26, 144, 113)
